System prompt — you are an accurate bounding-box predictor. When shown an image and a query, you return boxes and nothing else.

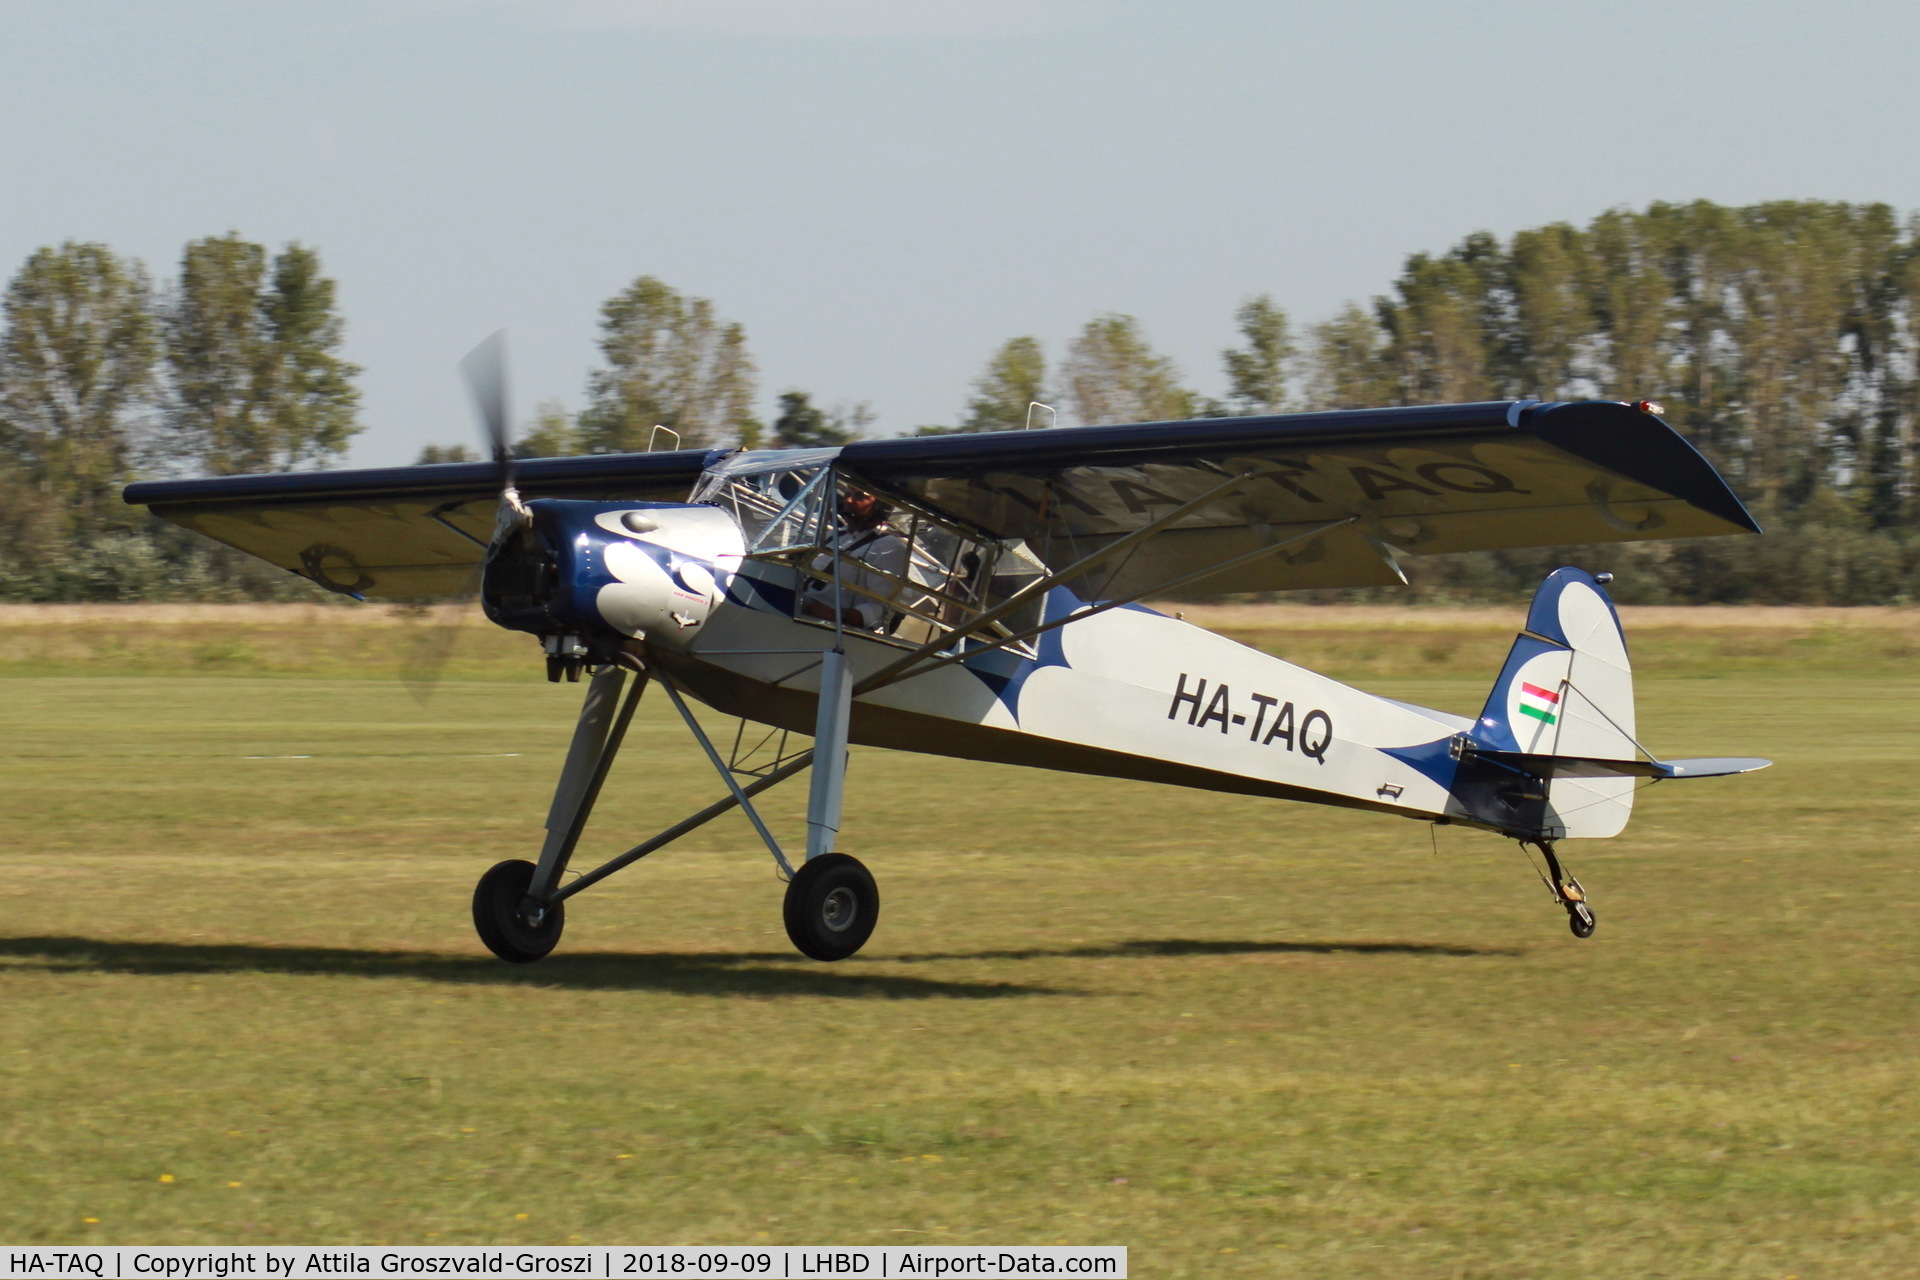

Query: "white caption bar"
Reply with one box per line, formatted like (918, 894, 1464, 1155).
(3, 1248, 1126, 1280)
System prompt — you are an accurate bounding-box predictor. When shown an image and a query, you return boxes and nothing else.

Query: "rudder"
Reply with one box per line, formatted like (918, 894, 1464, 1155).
(1475, 568, 1638, 838)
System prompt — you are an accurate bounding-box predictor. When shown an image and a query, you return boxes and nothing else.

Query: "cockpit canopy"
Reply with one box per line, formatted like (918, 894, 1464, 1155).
(693, 450, 1049, 651)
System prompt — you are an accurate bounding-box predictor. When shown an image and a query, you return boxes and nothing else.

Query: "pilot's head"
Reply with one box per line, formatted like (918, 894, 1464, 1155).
(839, 492, 887, 530)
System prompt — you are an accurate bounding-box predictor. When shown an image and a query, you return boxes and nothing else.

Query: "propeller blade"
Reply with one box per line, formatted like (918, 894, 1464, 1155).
(459, 330, 514, 493)
(411, 333, 519, 704)
(398, 563, 485, 706)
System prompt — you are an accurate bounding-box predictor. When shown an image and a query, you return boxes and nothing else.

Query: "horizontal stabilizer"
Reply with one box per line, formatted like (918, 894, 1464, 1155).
(1658, 757, 1773, 779)
(1470, 750, 1771, 781)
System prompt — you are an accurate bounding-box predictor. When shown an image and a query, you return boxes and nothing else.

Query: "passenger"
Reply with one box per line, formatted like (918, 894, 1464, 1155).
(804, 492, 910, 630)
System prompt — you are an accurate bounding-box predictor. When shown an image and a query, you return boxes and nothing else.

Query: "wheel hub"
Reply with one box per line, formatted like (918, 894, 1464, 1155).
(821, 886, 857, 933)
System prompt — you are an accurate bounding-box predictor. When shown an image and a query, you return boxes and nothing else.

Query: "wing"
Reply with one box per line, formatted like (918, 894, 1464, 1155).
(836, 400, 1760, 596)
(126, 400, 1758, 602)
(125, 451, 717, 598)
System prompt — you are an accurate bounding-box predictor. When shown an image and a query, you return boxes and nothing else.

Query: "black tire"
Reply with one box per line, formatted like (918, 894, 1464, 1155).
(1568, 902, 1597, 939)
(782, 853, 879, 961)
(473, 858, 564, 963)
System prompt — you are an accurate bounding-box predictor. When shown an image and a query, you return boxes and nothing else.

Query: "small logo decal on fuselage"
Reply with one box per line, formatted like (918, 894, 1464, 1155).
(1167, 672, 1333, 764)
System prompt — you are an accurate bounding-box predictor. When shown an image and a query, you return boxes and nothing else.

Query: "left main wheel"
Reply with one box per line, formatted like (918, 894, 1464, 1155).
(1567, 901, 1597, 939)
(473, 858, 564, 963)
(782, 853, 879, 961)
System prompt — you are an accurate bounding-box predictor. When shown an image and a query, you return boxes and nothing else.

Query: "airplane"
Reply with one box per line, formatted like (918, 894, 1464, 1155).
(123, 338, 1771, 963)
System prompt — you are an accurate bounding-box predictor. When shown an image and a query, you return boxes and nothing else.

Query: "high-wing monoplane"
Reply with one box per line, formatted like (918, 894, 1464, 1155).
(125, 342, 1771, 962)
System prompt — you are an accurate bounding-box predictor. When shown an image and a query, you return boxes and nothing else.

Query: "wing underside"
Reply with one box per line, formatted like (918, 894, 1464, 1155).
(836, 400, 1760, 597)
(127, 452, 714, 598)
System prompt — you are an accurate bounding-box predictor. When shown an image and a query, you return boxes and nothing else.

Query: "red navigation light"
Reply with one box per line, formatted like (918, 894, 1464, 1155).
(1632, 399, 1665, 416)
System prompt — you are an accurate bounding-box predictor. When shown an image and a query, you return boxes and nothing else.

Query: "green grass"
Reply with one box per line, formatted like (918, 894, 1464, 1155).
(2, 612, 1917, 1276)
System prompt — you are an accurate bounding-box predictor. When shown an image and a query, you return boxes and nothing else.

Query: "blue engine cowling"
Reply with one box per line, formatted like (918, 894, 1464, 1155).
(482, 499, 746, 677)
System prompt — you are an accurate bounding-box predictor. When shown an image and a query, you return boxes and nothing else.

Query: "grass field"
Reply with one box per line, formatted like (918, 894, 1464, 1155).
(3, 606, 1918, 1276)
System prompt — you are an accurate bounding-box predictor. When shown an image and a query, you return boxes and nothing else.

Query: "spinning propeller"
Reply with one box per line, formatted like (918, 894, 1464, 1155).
(400, 331, 528, 703)
(459, 329, 530, 538)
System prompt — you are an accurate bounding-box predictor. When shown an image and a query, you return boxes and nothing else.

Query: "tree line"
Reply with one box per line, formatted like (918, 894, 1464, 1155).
(1309, 201, 1920, 604)
(0, 235, 362, 599)
(5, 200, 1918, 602)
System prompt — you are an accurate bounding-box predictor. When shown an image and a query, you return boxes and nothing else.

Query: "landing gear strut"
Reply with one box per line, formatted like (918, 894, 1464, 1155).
(1525, 838, 1596, 939)
(779, 649, 880, 959)
(471, 648, 882, 965)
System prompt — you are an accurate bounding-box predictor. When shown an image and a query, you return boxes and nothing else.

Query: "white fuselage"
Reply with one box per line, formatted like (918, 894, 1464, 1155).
(602, 508, 1478, 828)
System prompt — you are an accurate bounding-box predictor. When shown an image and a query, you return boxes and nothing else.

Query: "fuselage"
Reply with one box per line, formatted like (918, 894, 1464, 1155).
(667, 565, 1472, 825)
(483, 496, 1492, 832)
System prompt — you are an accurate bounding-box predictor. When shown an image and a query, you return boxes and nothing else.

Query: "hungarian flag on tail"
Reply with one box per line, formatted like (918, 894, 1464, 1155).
(1519, 681, 1561, 724)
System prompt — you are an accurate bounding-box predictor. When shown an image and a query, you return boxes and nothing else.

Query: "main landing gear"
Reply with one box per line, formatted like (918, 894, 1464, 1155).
(1522, 838, 1596, 939)
(471, 650, 877, 965)
(472, 858, 565, 963)
(783, 852, 880, 961)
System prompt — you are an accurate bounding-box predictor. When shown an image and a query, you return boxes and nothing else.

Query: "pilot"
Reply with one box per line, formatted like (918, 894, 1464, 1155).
(804, 491, 910, 630)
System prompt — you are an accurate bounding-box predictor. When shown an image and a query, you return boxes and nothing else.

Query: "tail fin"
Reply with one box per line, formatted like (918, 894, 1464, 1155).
(1475, 568, 1639, 838)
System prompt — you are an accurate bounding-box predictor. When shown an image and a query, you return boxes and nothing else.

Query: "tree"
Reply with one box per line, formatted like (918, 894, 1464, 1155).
(1376, 237, 1499, 404)
(0, 242, 158, 531)
(959, 336, 1048, 432)
(770, 391, 872, 449)
(1303, 303, 1395, 410)
(161, 234, 362, 475)
(1061, 314, 1194, 426)
(419, 401, 585, 463)
(264, 244, 361, 467)
(1221, 295, 1295, 414)
(1284, 199, 1920, 603)
(836, 400, 878, 440)
(1876, 223, 1920, 526)
(1506, 223, 1593, 400)
(516, 400, 585, 458)
(1726, 201, 1888, 512)
(1582, 206, 1677, 403)
(580, 276, 755, 452)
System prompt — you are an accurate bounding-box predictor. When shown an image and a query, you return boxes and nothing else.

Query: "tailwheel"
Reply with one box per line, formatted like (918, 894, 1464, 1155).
(783, 852, 879, 961)
(473, 858, 565, 963)
(1525, 840, 1598, 940)
(1561, 872, 1595, 938)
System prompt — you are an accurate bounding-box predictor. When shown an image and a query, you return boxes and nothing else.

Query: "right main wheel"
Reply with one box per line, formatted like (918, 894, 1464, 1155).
(782, 852, 879, 961)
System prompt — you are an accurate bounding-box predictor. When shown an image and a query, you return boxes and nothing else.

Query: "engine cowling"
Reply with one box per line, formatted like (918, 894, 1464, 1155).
(482, 499, 744, 674)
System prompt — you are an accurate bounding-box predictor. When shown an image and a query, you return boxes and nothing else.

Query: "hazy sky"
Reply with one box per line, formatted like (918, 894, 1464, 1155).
(5, 0, 1917, 467)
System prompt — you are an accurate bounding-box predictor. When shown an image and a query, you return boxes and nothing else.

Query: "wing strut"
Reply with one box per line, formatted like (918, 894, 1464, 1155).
(656, 671, 800, 879)
(548, 754, 813, 905)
